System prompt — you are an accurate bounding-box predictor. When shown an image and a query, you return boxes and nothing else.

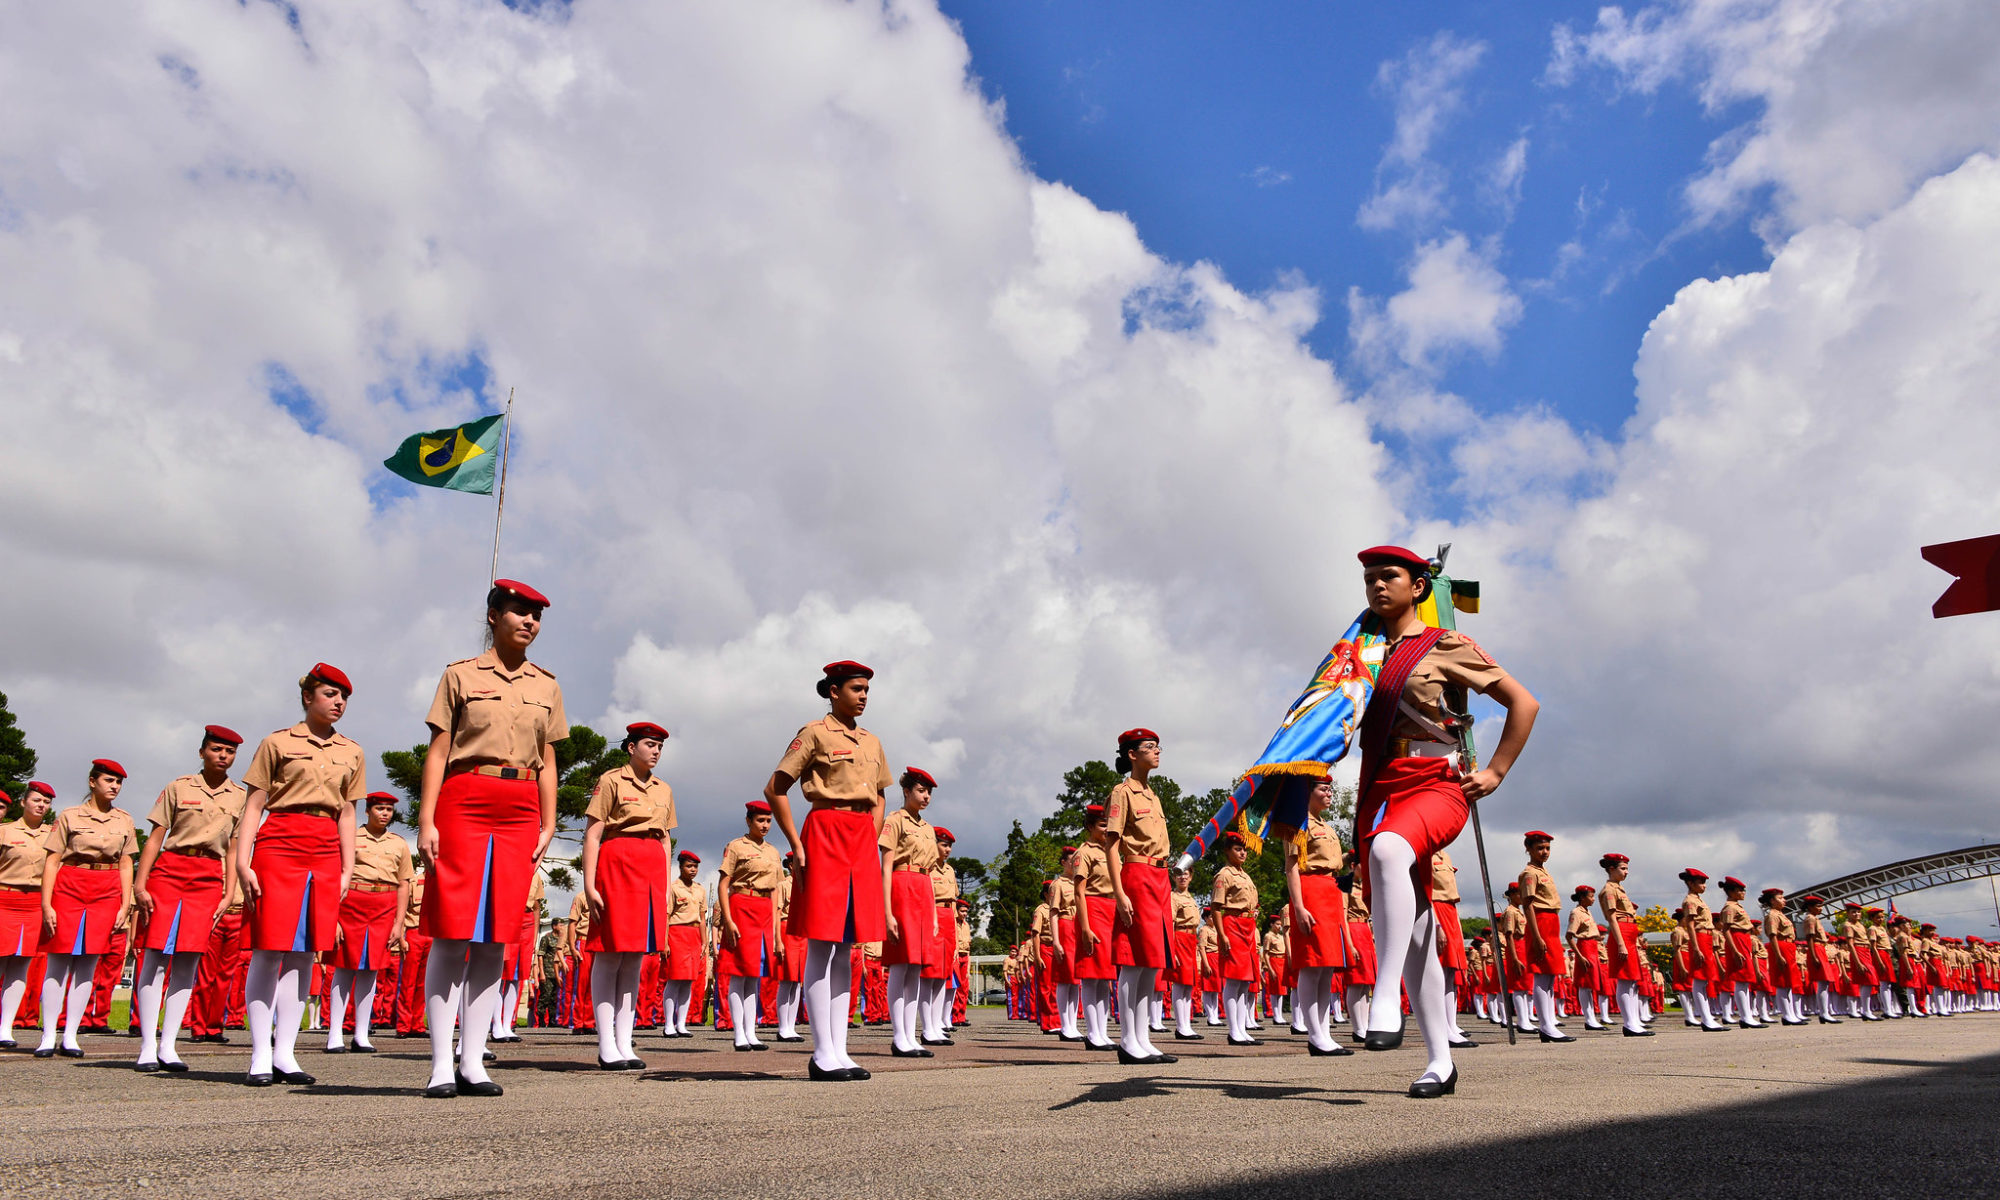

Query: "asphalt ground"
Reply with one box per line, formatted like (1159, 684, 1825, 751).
(3, 1009, 1997, 1198)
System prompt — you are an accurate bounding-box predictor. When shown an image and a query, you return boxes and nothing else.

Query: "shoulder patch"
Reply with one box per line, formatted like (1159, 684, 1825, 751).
(530, 660, 557, 679)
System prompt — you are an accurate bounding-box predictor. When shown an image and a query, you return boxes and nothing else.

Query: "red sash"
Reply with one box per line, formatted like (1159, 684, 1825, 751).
(1355, 626, 1449, 798)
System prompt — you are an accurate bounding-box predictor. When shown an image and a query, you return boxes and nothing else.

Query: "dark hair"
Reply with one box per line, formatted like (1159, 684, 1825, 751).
(1114, 749, 1131, 773)
(1598, 855, 1622, 871)
(88, 764, 122, 782)
(199, 734, 231, 752)
(898, 770, 930, 790)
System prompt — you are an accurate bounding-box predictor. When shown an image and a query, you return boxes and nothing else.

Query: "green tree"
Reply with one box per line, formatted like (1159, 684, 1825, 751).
(1036, 760, 1121, 844)
(0, 691, 38, 821)
(379, 744, 427, 827)
(988, 820, 1059, 945)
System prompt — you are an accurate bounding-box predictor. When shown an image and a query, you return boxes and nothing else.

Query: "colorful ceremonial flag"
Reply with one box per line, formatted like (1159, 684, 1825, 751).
(1921, 533, 2000, 618)
(383, 414, 505, 494)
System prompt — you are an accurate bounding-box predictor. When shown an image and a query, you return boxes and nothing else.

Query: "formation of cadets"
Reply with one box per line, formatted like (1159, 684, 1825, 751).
(1, 555, 1995, 1099)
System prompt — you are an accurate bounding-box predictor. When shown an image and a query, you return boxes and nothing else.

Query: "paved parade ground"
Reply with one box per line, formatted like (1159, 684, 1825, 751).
(4, 1012, 1997, 1198)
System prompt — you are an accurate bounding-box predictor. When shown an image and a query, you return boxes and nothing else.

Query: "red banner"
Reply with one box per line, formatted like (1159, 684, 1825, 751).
(1922, 533, 2000, 618)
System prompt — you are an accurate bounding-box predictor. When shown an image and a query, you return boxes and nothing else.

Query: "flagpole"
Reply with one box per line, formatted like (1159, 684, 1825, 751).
(489, 387, 515, 583)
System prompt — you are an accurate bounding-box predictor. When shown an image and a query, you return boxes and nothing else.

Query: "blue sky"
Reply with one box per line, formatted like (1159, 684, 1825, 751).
(942, 0, 1768, 440)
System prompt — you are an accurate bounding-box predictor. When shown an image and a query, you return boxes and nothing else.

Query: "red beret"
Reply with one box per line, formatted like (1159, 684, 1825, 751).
(1084, 804, 1106, 819)
(1843, 902, 1862, 910)
(1524, 830, 1553, 842)
(1357, 545, 1432, 574)
(625, 722, 669, 742)
(490, 578, 550, 608)
(822, 660, 873, 681)
(955, 898, 971, 909)
(1920, 923, 1936, 931)
(28, 781, 54, 798)
(1571, 884, 1596, 895)
(1600, 852, 1629, 864)
(91, 758, 128, 779)
(1866, 907, 1884, 916)
(1060, 845, 1076, 854)
(364, 791, 398, 805)
(933, 826, 954, 844)
(1721, 876, 1746, 889)
(305, 662, 352, 695)
(1798, 894, 1823, 904)
(1217, 833, 1244, 847)
(903, 766, 937, 789)
(203, 724, 244, 747)
(745, 799, 772, 815)
(677, 850, 700, 863)
(1681, 868, 1709, 881)
(1117, 728, 1160, 749)
(1504, 880, 1521, 892)
(0, 789, 8, 805)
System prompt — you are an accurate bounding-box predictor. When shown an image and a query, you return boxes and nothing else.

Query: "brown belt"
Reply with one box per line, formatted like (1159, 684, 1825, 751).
(0, 883, 39, 892)
(600, 830, 664, 841)
(808, 800, 873, 813)
(166, 847, 222, 861)
(1213, 907, 1252, 917)
(469, 765, 539, 781)
(729, 887, 772, 896)
(64, 860, 118, 871)
(350, 883, 399, 893)
(1300, 868, 1337, 876)
(1122, 854, 1167, 868)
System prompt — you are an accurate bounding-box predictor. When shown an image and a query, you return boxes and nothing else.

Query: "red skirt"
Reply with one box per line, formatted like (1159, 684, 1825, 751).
(1168, 929, 1199, 985)
(1356, 757, 1466, 898)
(720, 891, 774, 977)
(140, 852, 227, 955)
(1432, 900, 1466, 970)
(1572, 939, 1603, 991)
(1607, 919, 1646, 982)
(787, 808, 885, 943)
(0, 889, 41, 958)
(1112, 860, 1172, 969)
(589, 836, 669, 953)
(1807, 942, 1834, 983)
(780, 932, 806, 983)
(47, 864, 124, 956)
(1217, 913, 1257, 981)
(1073, 895, 1116, 980)
(882, 871, 937, 966)
(1292, 875, 1348, 969)
(1265, 955, 1289, 994)
(334, 887, 400, 970)
(1525, 911, 1565, 975)
(1769, 938, 1798, 991)
(424, 773, 541, 943)
(666, 922, 703, 980)
(246, 813, 341, 953)
(1054, 917, 1078, 986)
(1724, 931, 1758, 985)
(1345, 919, 1377, 987)
(1849, 944, 1879, 986)
(922, 902, 956, 980)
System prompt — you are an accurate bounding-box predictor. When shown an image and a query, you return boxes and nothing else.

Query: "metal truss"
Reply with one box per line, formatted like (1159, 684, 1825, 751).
(1789, 843, 2000, 908)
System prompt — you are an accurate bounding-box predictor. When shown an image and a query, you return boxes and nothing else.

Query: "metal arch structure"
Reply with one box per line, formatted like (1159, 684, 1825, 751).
(1789, 843, 2000, 910)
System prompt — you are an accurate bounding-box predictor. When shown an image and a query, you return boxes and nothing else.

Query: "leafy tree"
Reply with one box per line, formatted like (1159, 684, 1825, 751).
(546, 864, 576, 891)
(0, 691, 38, 821)
(950, 854, 989, 933)
(554, 725, 622, 852)
(379, 744, 427, 827)
(988, 820, 1059, 945)
(1636, 905, 1676, 934)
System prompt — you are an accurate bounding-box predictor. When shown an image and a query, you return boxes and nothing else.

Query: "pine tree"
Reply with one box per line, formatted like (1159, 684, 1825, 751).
(0, 691, 38, 821)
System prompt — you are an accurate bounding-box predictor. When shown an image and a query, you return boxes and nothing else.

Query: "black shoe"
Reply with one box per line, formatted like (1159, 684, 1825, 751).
(482, 1050, 497, 1062)
(1350, 1032, 1368, 1044)
(1148, 1053, 1178, 1065)
(1362, 1030, 1403, 1052)
(1622, 1028, 1656, 1037)
(395, 1031, 417, 1039)
(135, 1061, 162, 1073)
(598, 1057, 628, 1070)
(1058, 1033, 1084, 1042)
(454, 1072, 503, 1097)
(244, 1072, 273, 1087)
(1227, 1036, 1263, 1047)
(423, 1080, 458, 1098)
(1174, 1031, 1205, 1040)
(1819, 1016, 1842, 1024)
(624, 1059, 647, 1070)
(776, 1034, 805, 1042)
(891, 1047, 933, 1058)
(322, 1045, 348, 1054)
(1407, 1067, 1458, 1099)
(56, 1047, 84, 1058)
(807, 1060, 862, 1082)
(1084, 1040, 1117, 1051)
(0, 1038, 14, 1049)
(274, 1069, 315, 1085)
(351, 1044, 378, 1053)
(161, 1059, 188, 1073)
(921, 1036, 954, 1046)
(1308, 1043, 1354, 1056)
(1539, 1032, 1576, 1044)
(32, 1048, 53, 1058)
(1448, 1038, 1480, 1049)
(1115, 1047, 1153, 1065)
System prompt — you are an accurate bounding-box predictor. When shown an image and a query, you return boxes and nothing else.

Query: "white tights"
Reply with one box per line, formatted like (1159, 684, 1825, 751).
(424, 939, 503, 1088)
(1223, 979, 1251, 1041)
(920, 977, 948, 1041)
(0, 956, 33, 1041)
(1118, 967, 1161, 1057)
(663, 979, 693, 1033)
(135, 949, 202, 1064)
(1616, 979, 1646, 1032)
(889, 963, 923, 1051)
(37, 953, 97, 1053)
(326, 967, 381, 1050)
(1298, 966, 1337, 1051)
(1080, 979, 1112, 1046)
(803, 939, 857, 1072)
(592, 951, 643, 1060)
(1532, 973, 1560, 1035)
(1345, 985, 1371, 1037)
(777, 980, 801, 1037)
(494, 981, 519, 1037)
(1171, 982, 1195, 1035)
(245, 949, 311, 1075)
(727, 975, 763, 1047)
(1056, 982, 1079, 1038)
(1367, 832, 1454, 1084)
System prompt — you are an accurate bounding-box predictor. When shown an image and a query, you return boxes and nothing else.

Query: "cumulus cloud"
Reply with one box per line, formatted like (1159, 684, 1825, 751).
(1349, 233, 1523, 372)
(1357, 32, 1486, 232)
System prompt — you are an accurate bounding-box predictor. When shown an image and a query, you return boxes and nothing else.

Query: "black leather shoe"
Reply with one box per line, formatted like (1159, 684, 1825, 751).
(1538, 1032, 1576, 1044)
(482, 1050, 498, 1062)
(1227, 1036, 1263, 1047)
(1174, 1031, 1205, 1040)
(454, 1072, 503, 1097)
(1448, 1038, 1480, 1048)
(135, 1061, 162, 1073)
(351, 1044, 378, 1053)
(1085, 1040, 1117, 1051)
(598, 1057, 628, 1070)
(161, 1060, 189, 1073)
(776, 1034, 805, 1042)
(1115, 1047, 1152, 1065)
(322, 1045, 348, 1054)
(1058, 1033, 1084, 1042)
(1147, 1053, 1178, 1065)
(1622, 1028, 1656, 1037)
(1408, 1067, 1458, 1099)
(423, 1080, 458, 1098)
(56, 1046, 85, 1058)
(921, 1036, 954, 1046)
(891, 1047, 933, 1058)
(274, 1069, 315, 1085)
(1308, 1042, 1354, 1056)
(244, 1072, 273, 1087)
(807, 1060, 860, 1082)
(32, 1048, 54, 1058)
(623, 1059, 647, 1070)
(1362, 1030, 1403, 1051)
(0, 1038, 14, 1049)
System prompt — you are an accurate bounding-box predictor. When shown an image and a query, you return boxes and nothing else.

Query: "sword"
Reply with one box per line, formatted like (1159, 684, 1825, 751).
(1445, 703, 1515, 1044)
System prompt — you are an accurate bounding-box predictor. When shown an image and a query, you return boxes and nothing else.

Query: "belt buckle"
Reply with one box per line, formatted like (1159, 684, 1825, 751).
(499, 766, 521, 780)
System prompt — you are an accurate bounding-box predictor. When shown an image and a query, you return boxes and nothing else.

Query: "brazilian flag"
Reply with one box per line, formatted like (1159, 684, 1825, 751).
(383, 414, 504, 494)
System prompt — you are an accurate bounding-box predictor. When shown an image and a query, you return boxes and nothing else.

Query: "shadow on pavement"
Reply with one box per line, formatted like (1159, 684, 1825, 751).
(1053, 1077, 1369, 1111)
(1159, 1051, 2000, 1199)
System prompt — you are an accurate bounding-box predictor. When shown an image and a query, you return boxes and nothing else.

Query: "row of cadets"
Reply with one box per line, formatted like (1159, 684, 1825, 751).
(33, 761, 140, 1059)
(1102, 729, 1174, 1065)
(579, 719, 675, 1070)
(664, 847, 706, 1036)
(927, 821, 961, 1044)
(718, 798, 783, 1052)
(879, 766, 944, 1057)
(327, 791, 415, 1053)
(1281, 776, 1356, 1058)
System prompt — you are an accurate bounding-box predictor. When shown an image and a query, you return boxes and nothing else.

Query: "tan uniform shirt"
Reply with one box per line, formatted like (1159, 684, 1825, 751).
(1050, 876, 1078, 919)
(585, 765, 676, 838)
(1071, 841, 1115, 898)
(568, 891, 592, 945)
(1568, 906, 1600, 940)
(930, 860, 957, 903)
(1197, 924, 1218, 957)
(720, 836, 783, 893)
(1868, 925, 1892, 954)
(0, 820, 52, 887)
(1388, 631, 1508, 742)
(877, 809, 939, 873)
(1799, 911, 1826, 943)
(1210, 865, 1256, 914)
(424, 651, 569, 774)
(1032, 901, 1055, 946)
(1430, 850, 1459, 902)
(1104, 778, 1169, 863)
(1718, 900, 1755, 932)
(351, 827, 414, 888)
(1766, 909, 1796, 939)
(1601, 880, 1637, 919)
(956, 913, 971, 955)
(244, 724, 366, 817)
(403, 877, 425, 930)
(146, 775, 248, 857)
(1348, 887, 1372, 922)
(777, 717, 891, 809)
(48, 804, 138, 865)
(1517, 863, 1560, 913)
(1498, 905, 1524, 938)
(1683, 894, 1716, 932)
(669, 880, 706, 926)
(1172, 891, 1201, 931)
(1300, 814, 1343, 873)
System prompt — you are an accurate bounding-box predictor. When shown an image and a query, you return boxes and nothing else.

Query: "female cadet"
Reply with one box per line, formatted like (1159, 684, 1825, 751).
(1167, 866, 1202, 1039)
(663, 850, 705, 1036)
(1068, 805, 1119, 1054)
(0, 783, 56, 1047)
(415, 581, 566, 1098)
(1713, 876, 1761, 1027)
(719, 800, 784, 1052)
(132, 727, 247, 1071)
(1343, 874, 1376, 1041)
(1761, 889, 1805, 1026)
(924, 829, 959, 1045)
(1209, 832, 1261, 1046)
(774, 853, 806, 1040)
(1349, 545, 1537, 1099)
(1429, 850, 1468, 1040)
(1103, 728, 1173, 1064)
(36, 762, 139, 1058)
(237, 667, 363, 1085)
(1565, 885, 1607, 1032)
(878, 768, 941, 1057)
(1598, 853, 1651, 1035)
(324, 792, 411, 1054)
(582, 721, 675, 1070)
(1516, 832, 1570, 1042)
(1676, 869, 1727, 1031)
(766, 661, 891, 1082)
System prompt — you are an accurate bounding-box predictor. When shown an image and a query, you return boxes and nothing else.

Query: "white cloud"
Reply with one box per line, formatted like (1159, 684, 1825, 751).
(1349, 233, 1522, 371)
(1356, 32, 1486, 232)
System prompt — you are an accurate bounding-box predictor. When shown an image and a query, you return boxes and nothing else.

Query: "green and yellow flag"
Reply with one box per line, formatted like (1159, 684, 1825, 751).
(383, 414, 504, 494)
